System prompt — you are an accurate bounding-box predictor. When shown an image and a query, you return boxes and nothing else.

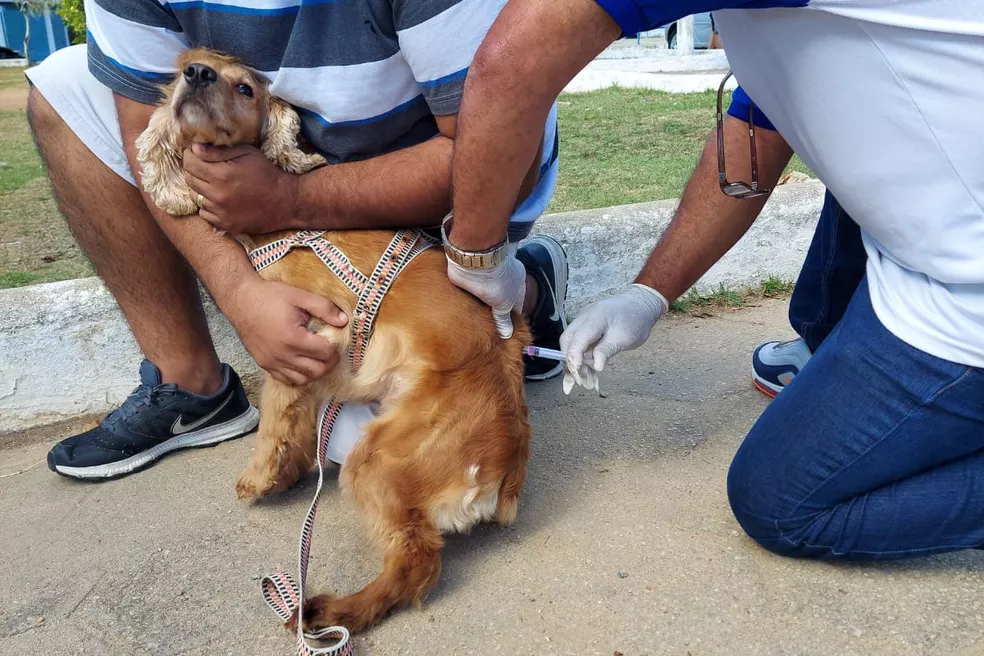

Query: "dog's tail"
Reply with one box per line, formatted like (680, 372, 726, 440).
(296, 509, 443, 634)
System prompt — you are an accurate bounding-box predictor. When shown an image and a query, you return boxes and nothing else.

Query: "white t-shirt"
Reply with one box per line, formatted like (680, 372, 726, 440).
(715, 2, 984, 366)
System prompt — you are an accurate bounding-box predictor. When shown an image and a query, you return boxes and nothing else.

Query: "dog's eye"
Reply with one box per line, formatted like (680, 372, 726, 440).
(236, 83, 254, 98)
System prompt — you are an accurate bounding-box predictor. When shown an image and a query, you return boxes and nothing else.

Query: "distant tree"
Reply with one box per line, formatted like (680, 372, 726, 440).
(13, 0, 59, 64)
(57, 0, 86, 45)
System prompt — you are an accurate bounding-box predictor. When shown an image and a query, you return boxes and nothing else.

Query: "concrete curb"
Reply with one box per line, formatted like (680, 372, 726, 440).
(0, 181, 825, 435)
(534, 180, 824, 311)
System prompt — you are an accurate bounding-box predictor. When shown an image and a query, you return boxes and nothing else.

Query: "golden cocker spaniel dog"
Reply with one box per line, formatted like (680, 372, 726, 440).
(136, 48, 533, 635)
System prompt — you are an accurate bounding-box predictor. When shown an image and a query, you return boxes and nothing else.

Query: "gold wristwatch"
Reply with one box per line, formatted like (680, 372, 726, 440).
(441, 213, 508, 270)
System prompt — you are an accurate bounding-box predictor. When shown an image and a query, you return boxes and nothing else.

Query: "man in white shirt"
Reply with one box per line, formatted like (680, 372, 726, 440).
(443, 0, 984, 560)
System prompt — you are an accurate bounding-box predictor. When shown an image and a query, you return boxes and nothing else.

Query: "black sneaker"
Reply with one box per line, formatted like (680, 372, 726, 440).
(47, 360, 259, 480)
(517, 235, 569, 381)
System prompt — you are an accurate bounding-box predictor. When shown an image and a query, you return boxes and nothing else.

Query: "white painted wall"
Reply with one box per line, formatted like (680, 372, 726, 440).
(677, 15, 695, 56)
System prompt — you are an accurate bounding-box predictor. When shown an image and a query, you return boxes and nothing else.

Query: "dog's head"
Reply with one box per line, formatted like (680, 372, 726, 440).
(136, 48, 325, 217)
(170, 48, 270, 147)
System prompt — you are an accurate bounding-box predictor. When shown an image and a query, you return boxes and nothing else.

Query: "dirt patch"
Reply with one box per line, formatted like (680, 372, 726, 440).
(0, 87, 27, 112)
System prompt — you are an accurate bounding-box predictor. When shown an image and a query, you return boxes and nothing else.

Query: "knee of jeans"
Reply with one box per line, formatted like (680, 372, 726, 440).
(727, 443, 815, 559)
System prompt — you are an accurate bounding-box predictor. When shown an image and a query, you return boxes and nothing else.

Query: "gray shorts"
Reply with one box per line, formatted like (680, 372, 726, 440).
(27, 44, 137, 186)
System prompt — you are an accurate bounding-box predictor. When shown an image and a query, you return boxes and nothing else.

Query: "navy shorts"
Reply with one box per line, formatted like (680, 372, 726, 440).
(728, 85, 776, 131)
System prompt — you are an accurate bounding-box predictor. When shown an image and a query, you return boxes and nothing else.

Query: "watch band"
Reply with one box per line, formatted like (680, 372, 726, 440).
(441, 213, 508, 269)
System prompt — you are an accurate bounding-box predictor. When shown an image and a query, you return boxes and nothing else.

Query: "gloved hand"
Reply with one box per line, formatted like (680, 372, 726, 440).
(560, 284, 669, 393)
(446, 245, 526, 339)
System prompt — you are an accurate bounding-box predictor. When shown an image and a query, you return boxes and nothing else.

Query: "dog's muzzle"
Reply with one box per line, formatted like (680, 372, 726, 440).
(183, 63, 217, 88)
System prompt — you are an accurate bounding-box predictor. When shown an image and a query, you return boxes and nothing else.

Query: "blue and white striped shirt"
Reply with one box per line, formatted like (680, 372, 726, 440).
(84, 0, 558, 229)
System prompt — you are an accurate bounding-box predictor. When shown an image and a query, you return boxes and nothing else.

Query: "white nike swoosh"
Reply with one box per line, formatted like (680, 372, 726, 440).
(171, 392, 234, 435)
(547, 283, 561, 322)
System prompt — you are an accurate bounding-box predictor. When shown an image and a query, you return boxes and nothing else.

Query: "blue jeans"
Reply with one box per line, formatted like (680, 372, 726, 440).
(787, 192, 868, 353)
(727, 195, 984, 560)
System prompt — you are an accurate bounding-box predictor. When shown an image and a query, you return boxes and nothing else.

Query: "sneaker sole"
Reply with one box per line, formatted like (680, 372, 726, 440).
(751, 369, 782, 399)
(524, 236, 569, 382)
(51, 406, 260, 480)
(525, 361, 565, 381)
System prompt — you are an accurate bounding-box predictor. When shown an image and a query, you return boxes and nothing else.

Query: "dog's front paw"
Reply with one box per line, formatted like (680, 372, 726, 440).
(235, 467, 277, 500)
(144, 183, 199, 217)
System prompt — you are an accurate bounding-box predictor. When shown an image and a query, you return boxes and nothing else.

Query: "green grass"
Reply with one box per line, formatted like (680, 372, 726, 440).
(549, 86, 811, 213)
(760, 275, 795, 297)
(0, 270, 42, 287)
(0, 68, 95, 286)
(669, 276, 794, 315)
(0, 111, 45, 194)
(0, 77, 812, 289)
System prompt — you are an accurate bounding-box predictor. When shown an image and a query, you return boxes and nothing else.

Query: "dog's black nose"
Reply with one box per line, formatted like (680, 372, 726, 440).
(183, 63, 217, 87)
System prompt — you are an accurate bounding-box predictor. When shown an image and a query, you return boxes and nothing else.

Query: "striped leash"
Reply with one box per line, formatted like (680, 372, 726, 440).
(249, 229, 436, 655)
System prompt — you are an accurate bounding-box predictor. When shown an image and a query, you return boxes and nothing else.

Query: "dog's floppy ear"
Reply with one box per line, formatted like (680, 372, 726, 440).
(261, 97, 327, 175)
(136, 105, 199, 216)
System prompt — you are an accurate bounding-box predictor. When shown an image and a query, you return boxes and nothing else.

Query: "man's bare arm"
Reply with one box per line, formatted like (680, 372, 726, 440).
(448, 0, 620, 251)
(294, 115, 460, 229)
(559, 116, 793, 376)
(116, 94, 345, 385)
(115, 94, 257, 302)
(185, 113, 543, 234)
(637, 115, 793, 301)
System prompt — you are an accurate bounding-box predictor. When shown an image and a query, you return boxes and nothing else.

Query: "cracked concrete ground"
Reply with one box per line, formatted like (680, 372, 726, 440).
(2, 300, 983, 656)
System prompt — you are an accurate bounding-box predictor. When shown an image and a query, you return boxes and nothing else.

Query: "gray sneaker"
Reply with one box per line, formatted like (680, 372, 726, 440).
(752, 338, 813, 398)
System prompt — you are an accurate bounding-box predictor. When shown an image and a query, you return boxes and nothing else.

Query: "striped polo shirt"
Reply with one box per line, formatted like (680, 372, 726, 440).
(83, 0, 558, 234)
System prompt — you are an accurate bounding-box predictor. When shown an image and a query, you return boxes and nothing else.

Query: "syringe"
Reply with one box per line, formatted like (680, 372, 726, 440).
(522, 345, 567, 361)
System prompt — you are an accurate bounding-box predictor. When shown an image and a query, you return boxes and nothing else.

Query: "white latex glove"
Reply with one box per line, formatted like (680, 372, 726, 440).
(446, 244, 526, 339)
(559, 284, 669, 393)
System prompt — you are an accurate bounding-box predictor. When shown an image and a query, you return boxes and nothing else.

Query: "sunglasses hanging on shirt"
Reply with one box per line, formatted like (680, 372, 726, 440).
(716, 70, 772, 200)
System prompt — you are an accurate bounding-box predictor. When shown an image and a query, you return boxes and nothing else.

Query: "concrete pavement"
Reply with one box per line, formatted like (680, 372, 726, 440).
(565, 49, 732, 94)
(2, 300, 983, 656)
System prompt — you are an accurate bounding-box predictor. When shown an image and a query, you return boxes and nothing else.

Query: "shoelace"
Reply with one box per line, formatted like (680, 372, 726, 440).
(105, 382, 179, 426)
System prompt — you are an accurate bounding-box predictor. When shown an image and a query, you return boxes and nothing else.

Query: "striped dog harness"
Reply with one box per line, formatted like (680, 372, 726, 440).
(247, 229, 436, 655)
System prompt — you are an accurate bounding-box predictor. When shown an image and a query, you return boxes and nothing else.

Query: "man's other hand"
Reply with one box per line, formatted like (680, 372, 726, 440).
(560, 284, 669, 384)
(227, 278, 348, 386)
(447, 252, 527, 339)
(184, 143, 300, 234)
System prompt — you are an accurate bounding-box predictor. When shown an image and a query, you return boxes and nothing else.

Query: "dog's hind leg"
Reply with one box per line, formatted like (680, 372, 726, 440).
(236, 377, 320, 500)
(495, 418, 532, 527)
(494, 463, 526, 527)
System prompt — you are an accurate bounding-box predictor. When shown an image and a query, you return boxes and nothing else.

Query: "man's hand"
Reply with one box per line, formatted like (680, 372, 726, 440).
(560, 284, 669, 390)
(225, 277, 348, 386)
(446, 252, 526, 339)
(184, 144, 300, 234)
